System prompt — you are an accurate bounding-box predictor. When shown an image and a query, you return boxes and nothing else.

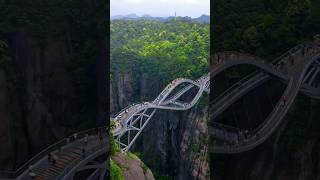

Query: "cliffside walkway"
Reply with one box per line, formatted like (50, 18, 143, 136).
(111, 73, 210, 152)
(210, 36, 320, 154)
(0, 127, 108, 180)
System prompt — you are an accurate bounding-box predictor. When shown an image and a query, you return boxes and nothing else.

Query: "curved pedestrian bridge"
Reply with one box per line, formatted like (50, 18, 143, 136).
(111, 73, 210, 152)
(210, 36, 320, 153)
(0, 127, 108, 180)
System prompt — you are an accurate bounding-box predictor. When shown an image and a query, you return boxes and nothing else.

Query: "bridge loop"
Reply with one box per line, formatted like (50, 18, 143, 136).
(211, 38, 320, 154)
(111, 73, 210, 152)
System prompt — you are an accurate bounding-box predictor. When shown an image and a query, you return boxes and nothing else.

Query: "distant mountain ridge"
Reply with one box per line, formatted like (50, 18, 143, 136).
(111, 13, 210, 23)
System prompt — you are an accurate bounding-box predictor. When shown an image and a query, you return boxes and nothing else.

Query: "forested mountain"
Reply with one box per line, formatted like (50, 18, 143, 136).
(111, 14, 210, 23)
(111, 19, 209, 87)
(212, 0, 320, 59)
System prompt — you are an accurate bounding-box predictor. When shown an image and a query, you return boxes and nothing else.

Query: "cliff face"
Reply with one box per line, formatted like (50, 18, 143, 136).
(136, 104, 209, 180)
(0, 1, 107, 170)
(0, 69, 17, 170)
(0, 28, 74, 170)
(110, 72, 164, 115)
(15, 27, 76, 142)
(110, 70, 134, 114)
(111, 70, 209, 179)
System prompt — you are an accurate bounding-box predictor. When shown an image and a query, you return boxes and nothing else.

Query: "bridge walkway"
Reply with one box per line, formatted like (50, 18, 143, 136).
(17, 130, 107, 180)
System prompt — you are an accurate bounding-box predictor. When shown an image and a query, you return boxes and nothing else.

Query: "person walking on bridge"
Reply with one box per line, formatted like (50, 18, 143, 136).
(52, 154, 58, 165)
(95, 127, 99, 135)
(84, 134, 88, 147)
(289, 53, 294, 65)
(99, 130, 103, 146)
(48, 153, 52, 164)
(244, 130, 249, 138)
(28, 165, 36, 179)
(282, 95, 287, 107)
(73, 133, 78, 141)
(57, 147, 62, 156)
(82, 148, 86, 158)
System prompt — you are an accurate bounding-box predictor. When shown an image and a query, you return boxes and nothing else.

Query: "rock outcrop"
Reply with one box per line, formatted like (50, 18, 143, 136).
(111, 153, 155, 180)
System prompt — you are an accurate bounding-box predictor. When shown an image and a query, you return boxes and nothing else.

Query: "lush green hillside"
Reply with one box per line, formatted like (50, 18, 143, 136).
(111, 19, 209, 83)
(212, 0, 320, 59)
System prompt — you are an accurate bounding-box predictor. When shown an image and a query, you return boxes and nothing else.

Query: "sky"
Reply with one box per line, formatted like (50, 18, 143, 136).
(110, 0, 210, 18)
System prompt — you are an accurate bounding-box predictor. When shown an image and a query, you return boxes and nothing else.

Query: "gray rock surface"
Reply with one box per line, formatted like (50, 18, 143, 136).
(112, 153, 155, 180)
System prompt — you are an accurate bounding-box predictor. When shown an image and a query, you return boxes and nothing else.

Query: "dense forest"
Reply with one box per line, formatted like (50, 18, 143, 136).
(111, 18, 209, 102)
(212, 0, 320, 59)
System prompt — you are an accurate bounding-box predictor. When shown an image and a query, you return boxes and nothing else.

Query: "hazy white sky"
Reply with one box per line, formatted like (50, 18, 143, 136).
(110, 0, 210, 18)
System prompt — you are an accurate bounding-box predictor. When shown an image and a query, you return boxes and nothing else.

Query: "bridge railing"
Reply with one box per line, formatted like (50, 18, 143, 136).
(271, 44, 304, 65)
(112, 104, 137, 119)
(210, 122, 242, 145)
(211, 122, 243, 133)
(155, 78, 184, 103)
(212, 71, 263, 104)
(213, 51, 266, 63)
(0, 126, 106, 179)
(56, 132, 108, 179)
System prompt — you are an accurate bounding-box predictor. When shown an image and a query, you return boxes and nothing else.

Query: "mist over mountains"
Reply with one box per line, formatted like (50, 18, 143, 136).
(111, 13, 210, 23)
